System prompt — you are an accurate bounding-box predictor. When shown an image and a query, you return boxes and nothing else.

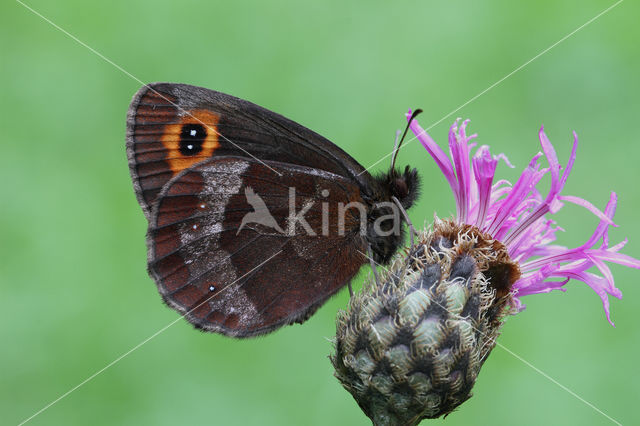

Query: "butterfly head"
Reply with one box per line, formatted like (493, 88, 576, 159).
(365, 110, 424, 264)
(366, 167, 420, 264)
(389, 165, 420, 209)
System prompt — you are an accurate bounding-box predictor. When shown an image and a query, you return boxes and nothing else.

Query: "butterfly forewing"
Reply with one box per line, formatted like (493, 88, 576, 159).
(127, 83, 373, 219)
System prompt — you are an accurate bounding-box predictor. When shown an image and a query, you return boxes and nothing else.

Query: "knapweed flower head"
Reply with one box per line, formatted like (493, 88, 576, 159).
(331, 115, 639, 425)
(408, 113, 640, 325)
(332, 222, 518, 424)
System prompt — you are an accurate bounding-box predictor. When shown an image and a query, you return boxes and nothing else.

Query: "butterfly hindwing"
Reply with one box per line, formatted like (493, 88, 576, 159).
(148, 156, 368, 337)
(126, 82, 373, 219)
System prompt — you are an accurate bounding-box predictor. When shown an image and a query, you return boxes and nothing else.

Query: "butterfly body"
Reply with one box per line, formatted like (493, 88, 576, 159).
(127, 83, 420, 337)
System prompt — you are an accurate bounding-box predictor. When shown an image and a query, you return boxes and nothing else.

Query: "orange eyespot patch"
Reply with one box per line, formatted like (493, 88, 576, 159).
(160, 109, 221, 175)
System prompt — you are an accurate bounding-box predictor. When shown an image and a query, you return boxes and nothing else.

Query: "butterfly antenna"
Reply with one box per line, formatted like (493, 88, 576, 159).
(390, 108, 423, 173)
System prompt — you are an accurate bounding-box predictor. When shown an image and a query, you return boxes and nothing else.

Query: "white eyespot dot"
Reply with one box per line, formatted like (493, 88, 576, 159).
(190, 129, 197, 137)
(208, 285, 215, 292)
(321, 189, 330, 197)
(192, 224, 198, 230)
(199, 203, 206, 209)
(187, 144, 194, 150)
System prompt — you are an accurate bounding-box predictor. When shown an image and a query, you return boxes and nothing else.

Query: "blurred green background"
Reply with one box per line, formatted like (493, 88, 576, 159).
(2, 0, 639, 425)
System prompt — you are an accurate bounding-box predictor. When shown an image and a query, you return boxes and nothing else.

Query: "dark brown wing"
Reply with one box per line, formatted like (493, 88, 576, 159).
(126, 82, 374, 220)
(147, 156, 368, 337)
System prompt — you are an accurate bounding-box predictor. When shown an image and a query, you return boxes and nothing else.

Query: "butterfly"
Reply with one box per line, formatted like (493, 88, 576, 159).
(126, 83, 421, 337)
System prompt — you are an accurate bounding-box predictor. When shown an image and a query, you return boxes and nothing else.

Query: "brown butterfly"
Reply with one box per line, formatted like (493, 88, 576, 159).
(126, 83, 421, 337)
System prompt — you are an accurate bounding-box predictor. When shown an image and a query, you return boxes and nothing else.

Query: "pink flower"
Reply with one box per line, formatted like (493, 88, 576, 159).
(408, 112, 640, 326)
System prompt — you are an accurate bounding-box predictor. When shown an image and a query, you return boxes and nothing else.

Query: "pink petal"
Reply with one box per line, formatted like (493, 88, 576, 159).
(559, 195, 615, 226)
(414, 115, 640, 326)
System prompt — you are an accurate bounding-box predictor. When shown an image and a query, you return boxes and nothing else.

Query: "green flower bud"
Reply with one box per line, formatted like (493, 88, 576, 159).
(331, 219, 520, 425)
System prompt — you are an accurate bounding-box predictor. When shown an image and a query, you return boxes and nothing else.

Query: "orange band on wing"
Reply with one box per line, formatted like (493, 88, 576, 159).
(160, 109, 221, 175)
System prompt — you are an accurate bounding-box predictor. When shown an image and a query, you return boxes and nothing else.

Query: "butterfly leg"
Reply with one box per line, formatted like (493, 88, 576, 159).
(367, 245, 380, 287)
(392, 196, 417, 248)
